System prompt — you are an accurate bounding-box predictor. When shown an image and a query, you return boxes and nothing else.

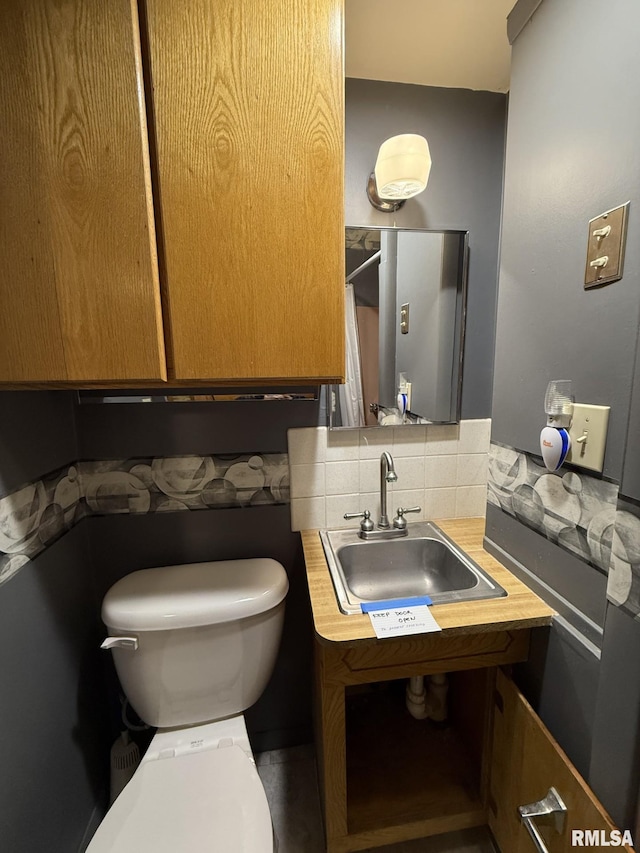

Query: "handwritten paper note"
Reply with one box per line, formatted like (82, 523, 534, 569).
(361, 597, 441, 638)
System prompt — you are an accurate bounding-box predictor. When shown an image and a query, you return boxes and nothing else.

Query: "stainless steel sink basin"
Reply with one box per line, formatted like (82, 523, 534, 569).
(320, 521, 506, 615)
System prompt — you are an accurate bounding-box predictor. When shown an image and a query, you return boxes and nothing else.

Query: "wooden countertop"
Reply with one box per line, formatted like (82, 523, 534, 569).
(302, 517, 555, 645)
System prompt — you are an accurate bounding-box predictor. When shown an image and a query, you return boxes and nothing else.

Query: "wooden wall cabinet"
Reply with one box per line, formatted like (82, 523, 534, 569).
(315, 636, 632, 853)
(0, 0, 344, 386)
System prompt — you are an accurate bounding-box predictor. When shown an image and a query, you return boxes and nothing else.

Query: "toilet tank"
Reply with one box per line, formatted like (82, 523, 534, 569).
(102, 559, 288, 729)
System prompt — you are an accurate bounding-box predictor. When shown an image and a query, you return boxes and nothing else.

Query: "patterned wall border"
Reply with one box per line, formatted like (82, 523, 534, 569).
(489, 441, 640, 620)
(607, 496, 640, 619)
(0, 453, 290, 586)
(488, 441, 619, 573)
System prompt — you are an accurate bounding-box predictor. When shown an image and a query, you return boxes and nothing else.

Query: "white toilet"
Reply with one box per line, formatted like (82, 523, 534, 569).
(87, 557, 289, 853)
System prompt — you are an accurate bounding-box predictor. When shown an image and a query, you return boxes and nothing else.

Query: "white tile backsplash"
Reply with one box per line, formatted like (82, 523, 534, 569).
(456, 454, 489, 487)
(456, 485, 488, 518)
(325, 493, 365, 528)
(287, 427, 327, 464)
(394, 456, 426, 490)
(288, 420, 491, 530)
(425, 424, 460, 455)
(424, 487, 458, 520)
(326, 429, 359, 461)
(359, 459, 380, 493)
(358, 427, 390, 459)
(392, 426, 427, 456)
(425, 454, 458, 488)
(325, 461, 359, 495)
(458, 419, 491, 455)
(290, 496, 326, 531)
(290, 463, 325, 499)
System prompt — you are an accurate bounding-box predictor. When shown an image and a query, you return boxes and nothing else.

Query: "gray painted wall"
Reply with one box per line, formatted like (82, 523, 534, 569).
(0, 393, 104, 853)
(489, 0, 640, 829)
(622, 345, 640, 500)
(590, 603, 640, 830)
(491, 0, 640, 481)
(515, 620, 600, 782)
(0, 391, 77, 492)
(345, 78, 506, 420)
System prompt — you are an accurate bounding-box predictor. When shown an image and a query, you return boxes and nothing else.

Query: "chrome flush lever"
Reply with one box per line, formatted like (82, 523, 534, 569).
(518, 787, 567, 853)
(101, 636, 139, 651)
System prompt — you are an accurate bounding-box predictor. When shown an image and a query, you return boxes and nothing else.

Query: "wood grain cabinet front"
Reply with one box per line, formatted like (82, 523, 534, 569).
(145, 0, 345, 384)
(0, 0, 166, 383)
(0, 0, 345, 386)
(315, 641, 632, 853)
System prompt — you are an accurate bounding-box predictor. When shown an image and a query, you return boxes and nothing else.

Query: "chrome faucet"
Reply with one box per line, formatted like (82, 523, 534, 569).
(343, 451, 420, 539)
(379, 451, 398, 528)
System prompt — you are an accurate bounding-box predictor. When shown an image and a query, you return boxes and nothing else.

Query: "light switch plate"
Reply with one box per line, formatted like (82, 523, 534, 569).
(566, 403, 610, 472)
(584, 202, 629, 288)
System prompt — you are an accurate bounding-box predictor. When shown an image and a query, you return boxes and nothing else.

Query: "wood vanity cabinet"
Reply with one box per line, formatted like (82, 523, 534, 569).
(304, 521, 632, 853)
(314, 637, 632, 853)
(0, 0, 344, 385)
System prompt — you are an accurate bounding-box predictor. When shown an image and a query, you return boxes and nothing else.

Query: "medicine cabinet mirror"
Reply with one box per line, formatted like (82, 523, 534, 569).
(329, 227, 468, 429)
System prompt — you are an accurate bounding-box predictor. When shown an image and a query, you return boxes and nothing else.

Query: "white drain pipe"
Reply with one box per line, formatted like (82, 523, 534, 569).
(405, 673, 449, 721)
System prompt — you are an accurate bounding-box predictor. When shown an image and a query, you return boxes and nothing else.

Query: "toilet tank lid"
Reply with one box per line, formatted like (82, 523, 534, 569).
(102, 559, 289, 632)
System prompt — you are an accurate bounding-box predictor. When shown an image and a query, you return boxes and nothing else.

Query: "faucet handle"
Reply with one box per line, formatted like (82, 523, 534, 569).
(344, 509, 375, 533)
(392, 506, 421, 530)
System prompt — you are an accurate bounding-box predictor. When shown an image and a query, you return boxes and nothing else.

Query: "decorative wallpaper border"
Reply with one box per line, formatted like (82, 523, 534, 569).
(0, 453, 290, 586)
(488, 441, 640, 619)
(607, 496, 640, 619)
(488, 441, 619, 573)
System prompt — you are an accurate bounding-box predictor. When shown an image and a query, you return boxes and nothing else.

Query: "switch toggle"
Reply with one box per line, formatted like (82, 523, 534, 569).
(566, 404, 610, 472)
(584, 202, 629, 288)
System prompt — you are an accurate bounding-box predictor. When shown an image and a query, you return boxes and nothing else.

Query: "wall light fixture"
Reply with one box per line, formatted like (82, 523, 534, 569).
(366, 134, 432, 213)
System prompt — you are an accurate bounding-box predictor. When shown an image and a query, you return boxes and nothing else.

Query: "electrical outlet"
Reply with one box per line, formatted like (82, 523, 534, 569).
(566, 403, 610, 472)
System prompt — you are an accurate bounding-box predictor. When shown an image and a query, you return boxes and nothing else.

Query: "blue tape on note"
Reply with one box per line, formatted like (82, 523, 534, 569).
(360, 596, 432, 613)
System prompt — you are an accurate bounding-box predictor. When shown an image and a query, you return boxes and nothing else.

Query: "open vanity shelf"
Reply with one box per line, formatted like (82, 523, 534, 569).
(345, 672, 487, 839)
(312, 619, 533, 852)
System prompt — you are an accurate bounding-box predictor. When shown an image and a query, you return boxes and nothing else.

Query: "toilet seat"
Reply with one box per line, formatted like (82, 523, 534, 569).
(87, 743, 272, 852)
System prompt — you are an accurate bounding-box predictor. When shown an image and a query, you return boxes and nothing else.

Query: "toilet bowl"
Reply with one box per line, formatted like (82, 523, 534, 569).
(87, 558, 289, 852)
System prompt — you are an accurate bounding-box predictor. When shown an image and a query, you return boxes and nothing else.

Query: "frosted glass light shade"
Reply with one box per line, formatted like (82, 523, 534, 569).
(374, 134, 431, 200)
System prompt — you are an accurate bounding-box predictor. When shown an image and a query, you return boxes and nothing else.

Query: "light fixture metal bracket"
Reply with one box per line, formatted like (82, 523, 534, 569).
(366, 172, 406, 213)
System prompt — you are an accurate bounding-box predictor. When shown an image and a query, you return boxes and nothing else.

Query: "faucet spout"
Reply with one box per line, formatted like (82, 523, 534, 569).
(379, 451, 397, 528)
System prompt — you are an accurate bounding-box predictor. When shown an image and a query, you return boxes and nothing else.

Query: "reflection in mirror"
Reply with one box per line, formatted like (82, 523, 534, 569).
(330, 228, 468, 429)
(77, 388, 318, 404)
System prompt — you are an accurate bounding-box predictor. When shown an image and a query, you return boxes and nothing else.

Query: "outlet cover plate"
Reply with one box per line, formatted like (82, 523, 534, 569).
(566, 403, 610, 472)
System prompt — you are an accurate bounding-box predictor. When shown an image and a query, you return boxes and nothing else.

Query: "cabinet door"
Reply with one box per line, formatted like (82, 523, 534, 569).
(489, 669, 634, 852)
(0, 0, 166, 382)
(145, 0, 345, 383)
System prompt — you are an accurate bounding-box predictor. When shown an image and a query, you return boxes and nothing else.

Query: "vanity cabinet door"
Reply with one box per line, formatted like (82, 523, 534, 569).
(0, 0, 166, 382)
(144, 0, 345, 383)
(489, 669, 633, 852)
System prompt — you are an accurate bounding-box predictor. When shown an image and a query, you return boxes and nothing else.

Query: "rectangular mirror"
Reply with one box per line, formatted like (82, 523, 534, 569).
(330, 227, 468, 428)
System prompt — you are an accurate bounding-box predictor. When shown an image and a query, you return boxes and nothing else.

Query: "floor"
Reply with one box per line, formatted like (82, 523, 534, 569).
(255, 744, 497, 853)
